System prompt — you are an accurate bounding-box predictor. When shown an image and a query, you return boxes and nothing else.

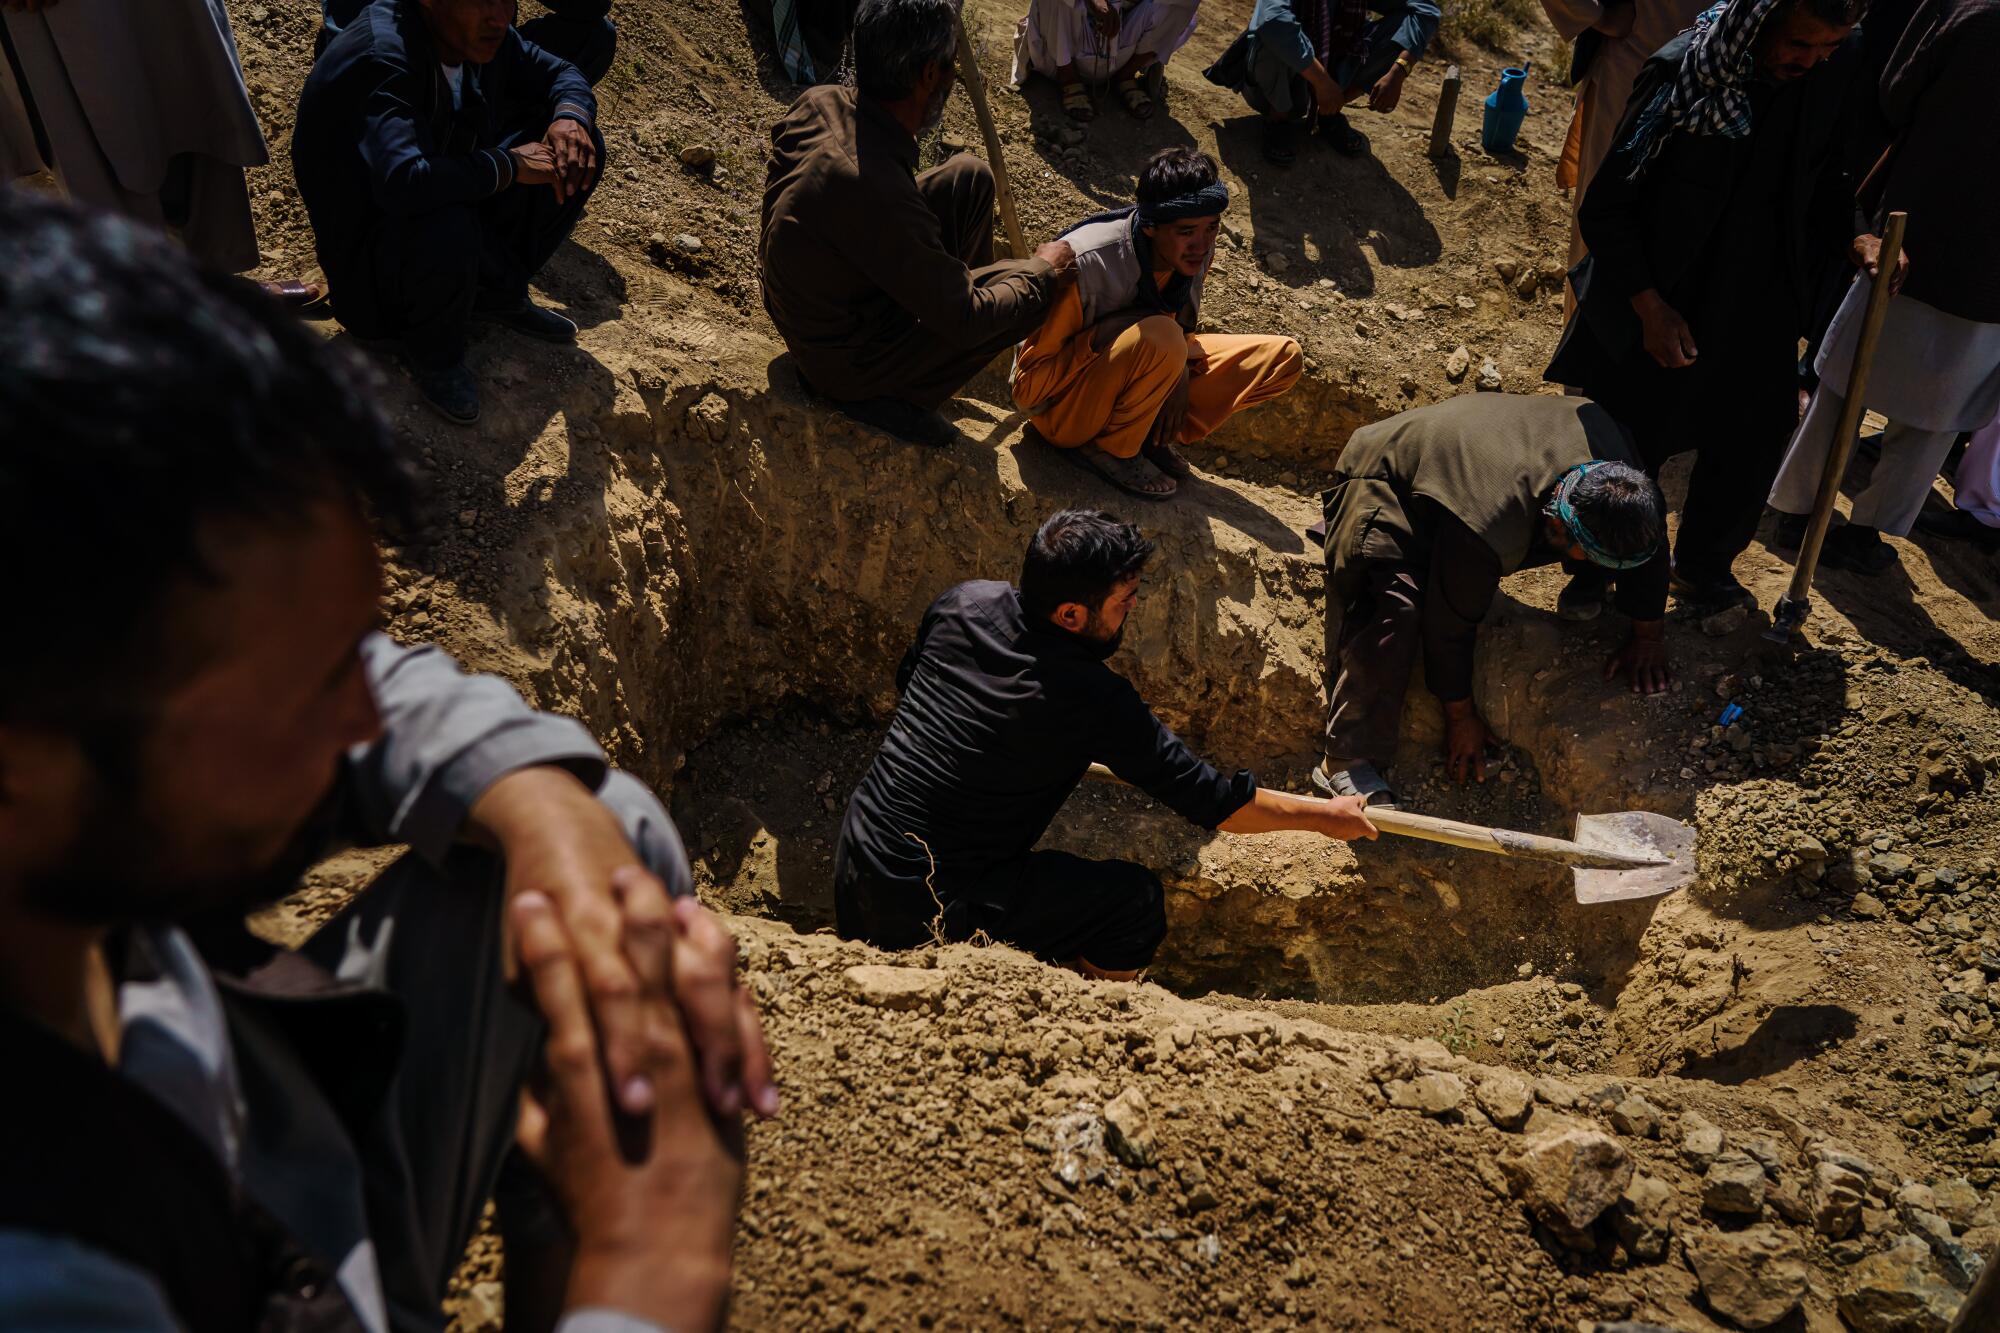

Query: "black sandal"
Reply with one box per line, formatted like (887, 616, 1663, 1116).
(1262, 118, 1298, 165)
(1321, 112, 1368, 157)
(1066, 445, 1178, 501)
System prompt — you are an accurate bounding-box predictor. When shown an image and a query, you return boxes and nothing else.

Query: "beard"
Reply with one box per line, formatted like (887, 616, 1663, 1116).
(918, 75, 954, 135)
(19, 780, 342, 929)
(1081, 614, 1128, 660)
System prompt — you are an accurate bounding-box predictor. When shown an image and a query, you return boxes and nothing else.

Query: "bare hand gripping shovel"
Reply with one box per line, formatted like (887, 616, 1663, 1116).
(1086, 764, 1694, 903)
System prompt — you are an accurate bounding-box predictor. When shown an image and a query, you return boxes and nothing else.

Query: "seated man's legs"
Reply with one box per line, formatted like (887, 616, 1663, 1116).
(964, 849, 1167, 977)
(518, 0, 618, 85)
(915, 153, 997, 270)
(1178, 332, 1303, 441)
(333, 203, 481, 374)
(1322, 562, 1425, 777)
(1032, 314, 1187, 456)
(478, 119, 608, 324)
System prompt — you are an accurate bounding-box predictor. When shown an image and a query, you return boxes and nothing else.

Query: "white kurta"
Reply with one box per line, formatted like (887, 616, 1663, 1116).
(1953, 412, 2000, 527)
(0, 0, 268, 272)
(1011, 0, 1201, 85)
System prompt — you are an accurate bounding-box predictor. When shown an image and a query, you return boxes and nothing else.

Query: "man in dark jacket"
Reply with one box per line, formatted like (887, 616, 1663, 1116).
(1545, 0, 1873, 614)
(759, 0, 1077, 448)
(1313, 395, 1669, 806)
(320, 0, 621, 84)
(294, 0, 605, 424)
(836, 510, 1377, 979)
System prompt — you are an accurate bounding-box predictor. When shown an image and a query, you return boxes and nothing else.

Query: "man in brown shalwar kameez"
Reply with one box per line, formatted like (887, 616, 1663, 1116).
(759, 0, 1079, 448)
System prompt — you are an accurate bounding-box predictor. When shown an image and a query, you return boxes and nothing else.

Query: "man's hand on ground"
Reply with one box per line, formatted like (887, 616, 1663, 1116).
(1148, 366, 1192, 447)
(509, 142, 562, 189)
(471, 766, 778, 1122)
(544, 119, 598, 201)
(1442, 700, 1498, 783)
(1367, 62, 1408, 113)
(1606, 620, 1671, 694)
(1631, 289, 1698, 369)
(1850, 233, 1911, 296)
(1033, 239, 1077, 279)
(1086, 0, 1121, 39)
(512, 890, 740, 1333)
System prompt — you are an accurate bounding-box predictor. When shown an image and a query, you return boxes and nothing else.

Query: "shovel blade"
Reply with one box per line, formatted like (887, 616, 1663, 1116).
(1570, 811, 1696, 903)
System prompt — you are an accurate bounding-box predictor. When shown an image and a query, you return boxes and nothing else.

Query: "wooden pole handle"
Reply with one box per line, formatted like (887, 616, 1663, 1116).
(1785, 211, 1909, 605)
(953, 11, 1025, 259)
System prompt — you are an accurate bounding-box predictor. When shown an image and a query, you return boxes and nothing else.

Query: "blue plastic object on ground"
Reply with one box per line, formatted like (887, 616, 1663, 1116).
(1481, 63, 1530, 154)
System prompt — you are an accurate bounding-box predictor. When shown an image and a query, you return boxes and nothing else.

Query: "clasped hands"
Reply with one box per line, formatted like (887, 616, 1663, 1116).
(508, 118, 599, 202)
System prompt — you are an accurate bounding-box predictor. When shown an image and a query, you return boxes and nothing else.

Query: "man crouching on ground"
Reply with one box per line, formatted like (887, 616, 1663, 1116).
(0, 192, 766, 1333)
(836, 509, 1378, 980)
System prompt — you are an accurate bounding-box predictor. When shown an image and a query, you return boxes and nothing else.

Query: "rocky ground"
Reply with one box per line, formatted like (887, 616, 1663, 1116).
(224, 0, 2000, 1327)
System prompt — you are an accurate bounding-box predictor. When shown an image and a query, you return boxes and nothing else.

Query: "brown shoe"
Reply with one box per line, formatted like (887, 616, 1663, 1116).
(1141, 441, 1192, 480)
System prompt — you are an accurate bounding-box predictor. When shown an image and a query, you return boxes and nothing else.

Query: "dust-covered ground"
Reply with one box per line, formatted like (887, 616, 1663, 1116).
(224, 0, 2000, 1327)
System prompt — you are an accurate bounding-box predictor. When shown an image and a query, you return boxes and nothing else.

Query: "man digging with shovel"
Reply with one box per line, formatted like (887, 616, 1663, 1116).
(1313, 393, 1671, 808)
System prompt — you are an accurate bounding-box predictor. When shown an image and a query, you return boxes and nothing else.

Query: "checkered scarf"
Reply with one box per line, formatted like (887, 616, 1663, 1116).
(1621, 0, 1784, 181)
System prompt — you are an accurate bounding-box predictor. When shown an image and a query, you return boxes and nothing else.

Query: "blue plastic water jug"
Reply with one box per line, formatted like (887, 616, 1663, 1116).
(1481, 64, 1530, 154)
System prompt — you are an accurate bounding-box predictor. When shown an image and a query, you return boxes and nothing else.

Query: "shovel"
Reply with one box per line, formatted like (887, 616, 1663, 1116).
(1084, 763, 1694, 903)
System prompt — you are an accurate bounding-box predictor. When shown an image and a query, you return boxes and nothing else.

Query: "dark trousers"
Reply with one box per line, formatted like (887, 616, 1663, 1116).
(1322, 563, 1423, 771)
(1584, 348, 1799, 587)
(321, 122, 605, 371)
(834, 837, 1168, 972)
(519, 3, 617, 85)
(806, 154, 1046, 409)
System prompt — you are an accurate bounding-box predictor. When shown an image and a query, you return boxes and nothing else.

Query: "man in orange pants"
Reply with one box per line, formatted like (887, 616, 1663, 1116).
(1012, 147, 1302, 500)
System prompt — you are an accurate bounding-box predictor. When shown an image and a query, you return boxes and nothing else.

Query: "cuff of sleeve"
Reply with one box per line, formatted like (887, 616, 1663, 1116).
(1208, 769, 1258, 829)
(399, 717, 609, 862)
(553, 103, 594, 129)
(485, 146, 514, 194)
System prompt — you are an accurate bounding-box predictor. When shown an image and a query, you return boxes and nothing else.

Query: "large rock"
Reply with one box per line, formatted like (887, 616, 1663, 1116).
(1383, 1071, 1466, 1117)
(1686, 1224, 1809, 1329)
(842, 964, 947, 1011)
(1838, 1236, 1962, 1332)
(1704, 1150, 1769, 1216)
(1931, 1177, 1982, 1229)
(1501, 1128, 1633, 1234)
(1474, 1070, 1534, 1130)
(1611, 1173, 1674, 1263)
(1607, 1095, 1662, 1139)
(1813, 1159, 1867, 1238)
(1104, 1086, 1155, 1167)
(1681, 1113, 1725, 1171)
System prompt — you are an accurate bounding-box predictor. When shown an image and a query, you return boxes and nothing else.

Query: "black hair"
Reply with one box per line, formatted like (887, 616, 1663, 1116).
(1774, 0, 1867, 27)
(1568, 462, 1665, 563)
(852, 0, 958, 102)
(1019, 509, 1156, 623)
(1136, 147, 1220, 209)
(0, 191, 416, 727)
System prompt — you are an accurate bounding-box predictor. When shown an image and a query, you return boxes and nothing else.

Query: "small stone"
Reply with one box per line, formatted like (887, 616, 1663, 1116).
(1514, 267, 1540, 298)
(842, 965, 947, 1011)
(1703, 1151, 1769, 1216)
(1701, 605, 1748, 637)
(678, 144, 716, 168)
(1104, 1087, 1154, 1167)
(1812, 1160, 1866, 1238)
(939, 132, 972, 153)
(1607, 1096, 1662, 1139)
(674, 233, 704, 255)
(1852, 892, 1887, 920)
(1474, 1071, 1534, 1130)
(1501, 1129, 1633, 1233)
(1931, 1177, 1981, 1229)
(1476, 357, 1503, 391)
(461, 1280, 504, 1330)
(1384, 1072, 1465, 1116)
(1444, 345, 1471, 382)
(1681, 1115, 1725, 1171)
(1838, 1236, 1961, 1332)
(1686, 1225, 1809, 1329)
(1612, 1173, 1674, 1262)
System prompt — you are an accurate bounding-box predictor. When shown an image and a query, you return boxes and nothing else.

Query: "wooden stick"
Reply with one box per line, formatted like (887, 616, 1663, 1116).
(953, 9, 1025, 259)
(1428, 64, 1461, 159)
(1782, 212, 1908, 609)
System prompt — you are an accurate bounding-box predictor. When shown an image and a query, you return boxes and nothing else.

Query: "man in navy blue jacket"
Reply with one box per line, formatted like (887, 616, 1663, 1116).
(294, 0, 606, 423)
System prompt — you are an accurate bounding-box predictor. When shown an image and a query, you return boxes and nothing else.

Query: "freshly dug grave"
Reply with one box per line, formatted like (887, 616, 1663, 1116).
(223, 0, 2000, 1327)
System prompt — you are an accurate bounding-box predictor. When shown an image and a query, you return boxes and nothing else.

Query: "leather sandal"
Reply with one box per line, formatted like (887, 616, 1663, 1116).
(1115, 75, 1155, 119)
(1141, 441, 1192, 480)
(1060, 81, 1093, 121)
(1066, 446, 1177, 501)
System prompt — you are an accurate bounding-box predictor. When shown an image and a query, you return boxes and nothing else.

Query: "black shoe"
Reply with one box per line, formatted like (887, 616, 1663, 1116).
(1558, 566, 1609, 622)
(1914, 506, 2000, 548)
(407, 359, 480, 424)
(1669, 569, 1753, 616)
(1821, 523, 1899, 576)
(1262, 118, 1299, 166)
(1320, 113, 1368, 157)
(475, 298, 578, 344)
(1769, 509, 1810, 552)
(831, 395, 961, 448)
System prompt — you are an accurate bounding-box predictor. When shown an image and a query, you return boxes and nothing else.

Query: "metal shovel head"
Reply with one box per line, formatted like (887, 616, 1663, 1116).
(1569, 811, 1697, 903)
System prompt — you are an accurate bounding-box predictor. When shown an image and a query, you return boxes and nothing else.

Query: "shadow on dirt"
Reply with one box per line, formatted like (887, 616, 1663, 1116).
(1673, 1003, 1861, 1083)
